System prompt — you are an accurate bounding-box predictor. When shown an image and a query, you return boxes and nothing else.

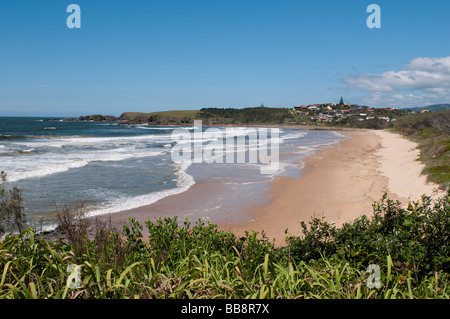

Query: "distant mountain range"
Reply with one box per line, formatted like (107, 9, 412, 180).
(404, 104, 450, 112)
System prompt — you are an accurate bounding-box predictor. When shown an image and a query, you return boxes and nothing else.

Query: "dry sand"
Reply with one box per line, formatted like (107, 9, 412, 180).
(218, 129, 444, 246)
(373, 130, 443, 201)
(99, 128, 444, 247)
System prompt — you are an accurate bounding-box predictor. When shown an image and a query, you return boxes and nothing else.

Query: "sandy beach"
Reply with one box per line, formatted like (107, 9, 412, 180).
(218, 129, 444, 245)
(99, 128, 444, 246)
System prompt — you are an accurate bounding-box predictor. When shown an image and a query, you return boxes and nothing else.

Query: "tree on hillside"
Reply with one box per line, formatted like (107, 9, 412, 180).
(339, 96, 344, 106)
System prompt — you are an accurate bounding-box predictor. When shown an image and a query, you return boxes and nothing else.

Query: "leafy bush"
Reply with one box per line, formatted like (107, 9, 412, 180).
(287, 192, 450, 277)
(1, 192, 450, 299)
(56, 203, 129, 272)
(55, 201, 89, 255)
(142, 217, 274, 275)
(0, 171, 26, 237)
(143, 217, 235, 264)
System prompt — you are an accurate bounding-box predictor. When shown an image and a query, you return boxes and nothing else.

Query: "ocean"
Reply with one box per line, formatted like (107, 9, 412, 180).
(0, 117, 347, 231)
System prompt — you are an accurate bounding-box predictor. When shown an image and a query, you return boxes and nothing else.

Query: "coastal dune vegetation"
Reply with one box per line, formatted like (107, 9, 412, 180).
(1, 172, 449, 298)
(391, 109, 450, 186)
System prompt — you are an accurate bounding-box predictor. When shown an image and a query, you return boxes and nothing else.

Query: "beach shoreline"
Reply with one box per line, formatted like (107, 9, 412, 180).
(217, 129, 444, 246)
(94, 128, 444, 246)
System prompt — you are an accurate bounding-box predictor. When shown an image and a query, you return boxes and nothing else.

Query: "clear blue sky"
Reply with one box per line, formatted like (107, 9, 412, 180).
(1, 0, 449, 116)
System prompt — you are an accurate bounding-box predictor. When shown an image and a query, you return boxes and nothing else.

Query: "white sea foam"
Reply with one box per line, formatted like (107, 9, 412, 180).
(279, 130, 307, 141)
(86, 160, 195, 217)
(0, 145, 9, 154)
(136, 125, 193, 130)
(5, 148, 167, 182)
(14, 133, 173, 149)
(330, 131, 350, 139)
(2, 133, 176, 182)
(7, 124, 346, 229)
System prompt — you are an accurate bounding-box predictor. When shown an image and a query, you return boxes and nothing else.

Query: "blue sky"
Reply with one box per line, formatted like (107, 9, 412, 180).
(1, 0, 449, 116)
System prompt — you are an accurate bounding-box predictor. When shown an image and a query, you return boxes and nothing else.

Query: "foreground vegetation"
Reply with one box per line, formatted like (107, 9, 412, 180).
(1, 190, 449, 299)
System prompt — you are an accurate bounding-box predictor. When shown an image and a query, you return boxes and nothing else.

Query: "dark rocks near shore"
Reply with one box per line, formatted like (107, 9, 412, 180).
(44, 113, 190, 125)
(43, 117, 76, 122)
(43, 115, 120, 122)
(119, 114, 193, 126)
(77, 114, 120, 122)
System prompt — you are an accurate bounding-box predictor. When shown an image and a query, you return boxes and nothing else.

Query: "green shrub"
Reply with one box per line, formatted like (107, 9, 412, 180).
(0, 171, 26, 237)
(287, 192, 450, 278)
(1, 192, 450, 299)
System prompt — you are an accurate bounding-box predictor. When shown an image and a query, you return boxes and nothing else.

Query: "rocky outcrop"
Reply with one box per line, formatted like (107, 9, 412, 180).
(43, 117, 75, 122)
(77, 115, 119, 122)
(118, 113, 194, 125)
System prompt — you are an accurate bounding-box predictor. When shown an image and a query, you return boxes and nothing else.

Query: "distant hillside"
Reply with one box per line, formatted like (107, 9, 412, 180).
(119, 110, 200, 125)
(406, 104, 450, 112)
(119, 107, 293, 125)
(120, 110, 200, 120)
(198, 107, 292, 125)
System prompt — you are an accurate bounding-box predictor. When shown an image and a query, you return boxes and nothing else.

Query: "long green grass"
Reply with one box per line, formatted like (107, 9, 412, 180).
(1, 230, 448, 299)
(1, 192, 450, 299)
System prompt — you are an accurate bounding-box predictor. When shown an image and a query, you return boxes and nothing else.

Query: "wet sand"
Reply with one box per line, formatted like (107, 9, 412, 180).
(96, 128, 444, 246)
(218, 129, 444, 246)
(97, 177, 270, 235)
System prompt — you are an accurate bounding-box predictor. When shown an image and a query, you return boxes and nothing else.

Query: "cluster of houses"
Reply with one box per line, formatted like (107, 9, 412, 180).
(291, 103, 399, 123)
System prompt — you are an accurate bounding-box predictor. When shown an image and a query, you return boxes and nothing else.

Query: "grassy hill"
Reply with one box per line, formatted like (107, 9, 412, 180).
(120, 110, 200, 123)
(119, 107, 293, 125)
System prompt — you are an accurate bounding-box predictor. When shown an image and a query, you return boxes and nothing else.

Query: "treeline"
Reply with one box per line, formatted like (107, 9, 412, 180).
(116, 107, 293, 125)
(198, 107, 293, 125)
(342, 117, 387, 130)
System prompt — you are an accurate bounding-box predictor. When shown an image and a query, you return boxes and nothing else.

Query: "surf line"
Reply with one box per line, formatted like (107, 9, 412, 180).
(170, 120, 280, 175)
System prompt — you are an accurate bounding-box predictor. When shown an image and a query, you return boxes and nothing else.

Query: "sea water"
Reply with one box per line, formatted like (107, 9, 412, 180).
(0, 117, 346, 230)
